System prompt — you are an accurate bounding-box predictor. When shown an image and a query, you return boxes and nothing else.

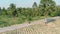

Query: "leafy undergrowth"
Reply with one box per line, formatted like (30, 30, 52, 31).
(0, 16, 46, 28)
(0, 16, 26, 28)
(0, 15, 52, 28)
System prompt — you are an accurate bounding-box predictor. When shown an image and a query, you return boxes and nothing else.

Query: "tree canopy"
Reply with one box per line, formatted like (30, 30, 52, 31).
(0, 0, 60, 18)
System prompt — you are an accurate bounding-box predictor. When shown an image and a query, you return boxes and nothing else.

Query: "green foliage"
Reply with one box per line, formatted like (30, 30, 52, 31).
(8, 3, 17, 17)
(0, 7, 2, 15)
(0, 16, 26, 27)
(2, 7, 7, 16)
(39, 0, 56, 16)
(0, 0, 60, 27)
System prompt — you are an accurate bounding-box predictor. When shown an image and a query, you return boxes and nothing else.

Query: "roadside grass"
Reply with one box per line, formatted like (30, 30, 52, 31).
(0, 16, 26, 27)
(0, 15, 51, 27)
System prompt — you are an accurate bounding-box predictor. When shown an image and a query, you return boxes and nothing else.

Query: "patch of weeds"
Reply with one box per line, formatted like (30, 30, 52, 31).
(0, 21, 8, 27)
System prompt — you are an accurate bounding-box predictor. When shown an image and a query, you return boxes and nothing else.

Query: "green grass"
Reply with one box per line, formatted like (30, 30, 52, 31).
(0, 16, 26, 27)
(0, 15, 51, 27)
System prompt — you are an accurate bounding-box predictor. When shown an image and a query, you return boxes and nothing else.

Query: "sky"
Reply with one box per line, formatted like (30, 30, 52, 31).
(0, 0, 60, 8)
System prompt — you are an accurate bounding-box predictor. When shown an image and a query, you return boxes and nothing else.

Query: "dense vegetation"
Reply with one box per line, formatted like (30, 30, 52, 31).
(0, 0, 60, 27)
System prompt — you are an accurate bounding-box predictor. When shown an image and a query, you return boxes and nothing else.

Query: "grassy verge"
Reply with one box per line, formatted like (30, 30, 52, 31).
(0, 16, 26, 27)
(0, 16, 51, 28)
